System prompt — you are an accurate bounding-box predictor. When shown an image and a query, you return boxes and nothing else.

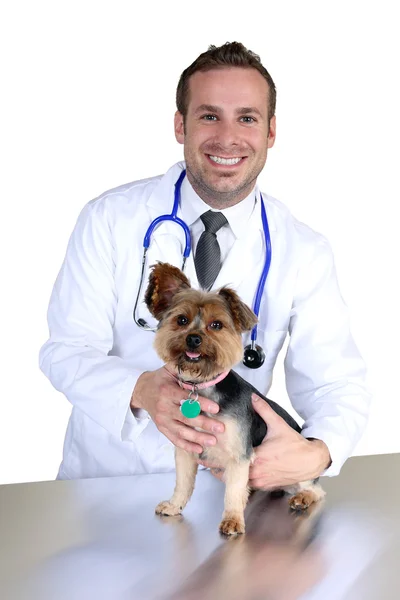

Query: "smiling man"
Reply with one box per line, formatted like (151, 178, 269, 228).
(176, 67, 276, 208)
(39, 42, 370, 485)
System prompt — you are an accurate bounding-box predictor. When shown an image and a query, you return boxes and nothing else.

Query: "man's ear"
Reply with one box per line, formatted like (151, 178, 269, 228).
(218, 288, 258, 332)
(174, 111, 185, 144)
(267, 115, 276, 149)
(145, 262, 190, 320)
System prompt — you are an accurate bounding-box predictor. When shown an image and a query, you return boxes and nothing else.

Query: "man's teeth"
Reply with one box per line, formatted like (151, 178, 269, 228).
(209, 156, 242, 165)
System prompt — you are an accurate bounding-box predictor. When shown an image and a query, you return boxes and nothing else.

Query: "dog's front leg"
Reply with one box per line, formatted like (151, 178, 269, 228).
(155, 447, 198, 516)
(219, 460, 251, 536)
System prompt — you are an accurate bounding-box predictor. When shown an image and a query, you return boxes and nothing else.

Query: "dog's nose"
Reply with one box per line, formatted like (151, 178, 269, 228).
(186, 334, 202, 349)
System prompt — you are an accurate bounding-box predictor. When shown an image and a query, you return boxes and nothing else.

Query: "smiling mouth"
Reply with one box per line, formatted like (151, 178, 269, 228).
(206, 155, 246, 166)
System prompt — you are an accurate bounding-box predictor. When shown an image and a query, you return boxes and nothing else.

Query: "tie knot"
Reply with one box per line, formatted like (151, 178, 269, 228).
(200, 210, 228, 234)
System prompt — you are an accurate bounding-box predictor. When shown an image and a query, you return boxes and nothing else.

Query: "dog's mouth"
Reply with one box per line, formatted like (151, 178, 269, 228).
(184, 351, 203, 363)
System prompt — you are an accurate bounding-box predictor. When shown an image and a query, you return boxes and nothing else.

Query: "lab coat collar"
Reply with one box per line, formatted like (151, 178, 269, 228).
(144, 161, 276, 294)
(146, 162, 277, 234)
(179, 176, 257, 240)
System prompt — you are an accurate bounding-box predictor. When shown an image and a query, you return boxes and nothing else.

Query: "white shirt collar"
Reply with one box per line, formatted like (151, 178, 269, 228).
(180, 175, 257, 239)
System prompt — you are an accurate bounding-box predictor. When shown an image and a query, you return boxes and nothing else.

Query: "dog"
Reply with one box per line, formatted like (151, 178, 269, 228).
(144, 262, 325, 535)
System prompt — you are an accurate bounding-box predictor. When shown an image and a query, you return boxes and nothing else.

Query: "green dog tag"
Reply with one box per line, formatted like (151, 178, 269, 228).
(180, 399, 201, 419)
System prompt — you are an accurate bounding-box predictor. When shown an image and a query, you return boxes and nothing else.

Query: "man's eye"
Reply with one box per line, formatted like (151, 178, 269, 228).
(240, 116, 255, 123)
(177, 315, 189, 326)
(202, 114, 217, 121)
(210, 321, 223, 330)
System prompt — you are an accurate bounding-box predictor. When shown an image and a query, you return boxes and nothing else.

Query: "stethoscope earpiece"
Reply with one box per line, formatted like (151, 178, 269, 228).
(243, 344, 266, 369)
(137, 318, 149, 328)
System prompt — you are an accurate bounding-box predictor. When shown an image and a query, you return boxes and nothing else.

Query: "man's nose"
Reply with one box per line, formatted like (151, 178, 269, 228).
(186, 334, 202, 349)
(214, 120, 241, 149)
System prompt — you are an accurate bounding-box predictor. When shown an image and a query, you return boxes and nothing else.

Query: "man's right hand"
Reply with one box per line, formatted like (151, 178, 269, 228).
(130, 367, 225, 454)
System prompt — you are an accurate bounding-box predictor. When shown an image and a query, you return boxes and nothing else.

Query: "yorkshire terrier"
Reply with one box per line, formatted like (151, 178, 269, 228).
(145, 262, 325, 536)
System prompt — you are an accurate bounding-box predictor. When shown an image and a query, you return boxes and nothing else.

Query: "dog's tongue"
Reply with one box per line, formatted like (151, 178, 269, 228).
(186, 351, 201, 359)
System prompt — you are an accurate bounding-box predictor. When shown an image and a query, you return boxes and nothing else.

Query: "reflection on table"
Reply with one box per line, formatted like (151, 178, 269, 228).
(0, 453, 398, 599)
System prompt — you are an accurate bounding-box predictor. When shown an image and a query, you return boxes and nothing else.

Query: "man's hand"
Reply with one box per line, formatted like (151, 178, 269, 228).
(130, 366, 225, 454)
(249, 394, 331, 489)
(197, 394, 331, 487)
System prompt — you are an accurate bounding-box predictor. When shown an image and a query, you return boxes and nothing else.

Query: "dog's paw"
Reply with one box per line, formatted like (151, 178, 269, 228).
(219, 515, 245, 536)
(155, 500, 182, 516)
(289, 491, 315, 511)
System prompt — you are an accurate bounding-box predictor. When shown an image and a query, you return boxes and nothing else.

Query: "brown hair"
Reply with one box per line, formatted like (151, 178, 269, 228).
(176, 42, 276, 122)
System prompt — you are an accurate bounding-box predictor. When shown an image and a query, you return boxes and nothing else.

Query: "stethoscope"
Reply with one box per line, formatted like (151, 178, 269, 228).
(133, 169, 271, 369)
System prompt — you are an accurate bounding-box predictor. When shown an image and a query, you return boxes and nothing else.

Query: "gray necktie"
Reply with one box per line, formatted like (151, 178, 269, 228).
(195, 211, 228, 290)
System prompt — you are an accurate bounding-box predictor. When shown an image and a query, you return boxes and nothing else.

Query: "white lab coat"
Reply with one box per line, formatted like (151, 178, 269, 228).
(39, 161, 371, 480)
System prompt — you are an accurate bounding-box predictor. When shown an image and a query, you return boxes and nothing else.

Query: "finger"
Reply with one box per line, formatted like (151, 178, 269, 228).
(170, 390, 220, 415)
(180, 413, 225, 434)
(198, 396, 221, 414)
(172, 420, 218, 449)
(249, 463, 264, 480)
(249, 447, 269, 472)
(249, 458, 273, 482)
(160, 373, 221, 414)
(251, 394, 289, 431)
(158, 382, 219, 413)
(157, 421, 205, 455)
(186, 395, 220, 415)
(173, 436, 204, 455)
(250, 475, 291, 490)
(155, 404, 221, 442)
(248, 477, 269, 490)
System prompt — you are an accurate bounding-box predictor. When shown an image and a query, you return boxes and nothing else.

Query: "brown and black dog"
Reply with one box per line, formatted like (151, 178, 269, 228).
(145, 262, 325, 535)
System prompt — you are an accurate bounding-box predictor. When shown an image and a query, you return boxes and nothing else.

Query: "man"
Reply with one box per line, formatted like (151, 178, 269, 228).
(39, 42, 370, 485)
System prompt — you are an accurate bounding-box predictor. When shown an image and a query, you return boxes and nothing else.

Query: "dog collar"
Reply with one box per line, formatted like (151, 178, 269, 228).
(164, 368, 229, 391)
(163, 368, 229, 419)
(179, 370, 229, 391)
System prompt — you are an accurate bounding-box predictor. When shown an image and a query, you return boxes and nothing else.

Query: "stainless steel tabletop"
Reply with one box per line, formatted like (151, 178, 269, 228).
(1, 453, 399, 599)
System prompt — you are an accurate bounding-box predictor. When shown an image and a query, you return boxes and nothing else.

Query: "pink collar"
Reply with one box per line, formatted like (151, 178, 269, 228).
(164, 368, 230, 390)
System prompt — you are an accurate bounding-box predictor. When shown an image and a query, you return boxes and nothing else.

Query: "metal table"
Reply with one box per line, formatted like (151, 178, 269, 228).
(1, 453, 399, 599)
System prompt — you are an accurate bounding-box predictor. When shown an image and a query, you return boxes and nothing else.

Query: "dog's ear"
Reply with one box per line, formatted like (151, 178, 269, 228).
(145, 262, 191, 320)
(219, 288, 258, 333)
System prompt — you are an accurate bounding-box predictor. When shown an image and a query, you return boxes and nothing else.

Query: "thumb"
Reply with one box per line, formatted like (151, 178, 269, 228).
(251, 393, 289, 433)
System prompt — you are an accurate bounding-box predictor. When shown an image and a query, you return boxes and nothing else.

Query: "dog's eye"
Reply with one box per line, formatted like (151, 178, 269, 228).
(210, 321, 223, 330)
(177, 315, 189, 326)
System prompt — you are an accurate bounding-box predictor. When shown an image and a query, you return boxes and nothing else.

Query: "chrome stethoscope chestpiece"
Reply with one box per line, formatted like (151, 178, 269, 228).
(243, 343, 266, 369)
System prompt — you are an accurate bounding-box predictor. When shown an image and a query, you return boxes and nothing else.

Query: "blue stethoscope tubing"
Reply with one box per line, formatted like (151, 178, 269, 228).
(251, 196, 271, 343)
(143, 170, 191, 270)
(133, 169, 271, 351)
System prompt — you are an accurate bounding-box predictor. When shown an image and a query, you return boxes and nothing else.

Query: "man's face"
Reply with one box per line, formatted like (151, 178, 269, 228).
(175, 67, 276, 207)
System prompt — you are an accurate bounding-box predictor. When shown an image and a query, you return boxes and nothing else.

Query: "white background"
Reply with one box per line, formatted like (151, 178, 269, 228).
(1, 1, 399, 484)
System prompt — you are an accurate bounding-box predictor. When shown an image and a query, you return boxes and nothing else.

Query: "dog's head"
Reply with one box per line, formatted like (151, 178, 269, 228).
(144, 262, 258, 381)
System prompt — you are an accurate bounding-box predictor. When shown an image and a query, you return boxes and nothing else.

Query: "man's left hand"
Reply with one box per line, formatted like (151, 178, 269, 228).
(249, 394, 331, 489)
(197, 394, 331, 489)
